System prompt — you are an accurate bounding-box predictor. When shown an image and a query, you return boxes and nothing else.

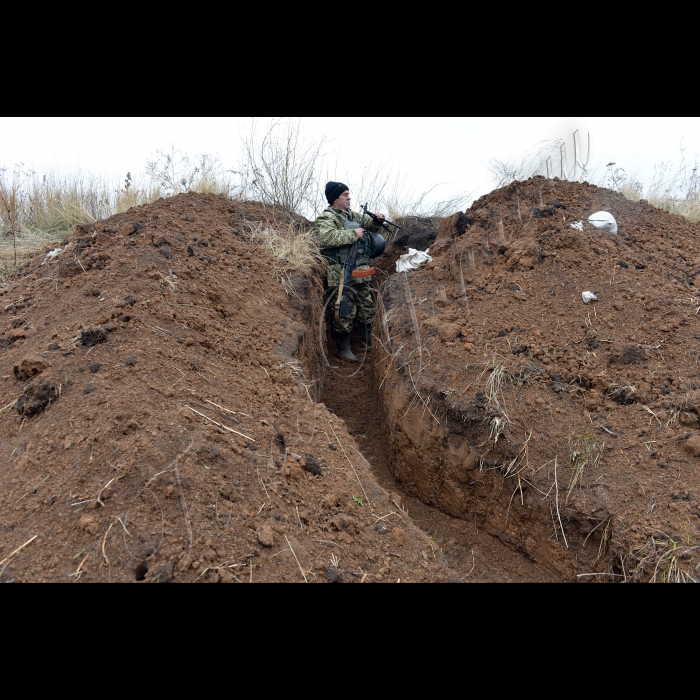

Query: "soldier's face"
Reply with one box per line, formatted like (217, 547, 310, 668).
(334, 191, 352, 210)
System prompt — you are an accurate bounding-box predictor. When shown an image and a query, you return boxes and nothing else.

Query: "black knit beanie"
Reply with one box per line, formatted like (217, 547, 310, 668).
(326, 181, 350, 206)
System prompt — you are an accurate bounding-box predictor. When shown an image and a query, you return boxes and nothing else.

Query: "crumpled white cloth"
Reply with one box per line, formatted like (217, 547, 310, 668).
(41, 247, 65, 265)
(582, 292, 599, 305)
(589, 211, 618, 234)
(397, 248, 433, 273)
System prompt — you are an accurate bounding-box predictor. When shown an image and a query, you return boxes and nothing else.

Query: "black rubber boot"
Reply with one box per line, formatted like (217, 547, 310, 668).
(336, 334, 358, 363)
(361, 323, 373, 349)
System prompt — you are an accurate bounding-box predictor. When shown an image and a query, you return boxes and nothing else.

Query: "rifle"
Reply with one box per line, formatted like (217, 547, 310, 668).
(336, 242, 359, 321)
(361, 204, 403, 234)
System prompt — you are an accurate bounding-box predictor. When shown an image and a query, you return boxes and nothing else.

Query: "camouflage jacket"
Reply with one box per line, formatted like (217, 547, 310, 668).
(314, 207, 382, 251)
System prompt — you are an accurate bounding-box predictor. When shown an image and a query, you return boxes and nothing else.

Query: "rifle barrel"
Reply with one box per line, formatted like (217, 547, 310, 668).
(364, 206, 403, 231)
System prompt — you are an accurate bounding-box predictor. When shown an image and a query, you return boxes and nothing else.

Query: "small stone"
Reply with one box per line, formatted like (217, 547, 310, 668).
(122, 224, 136, 236)
(89, 363, 102, 374)
(126, 358, 136, 367)
(84, 386, 97, 395)
(376, 524, 388, 535)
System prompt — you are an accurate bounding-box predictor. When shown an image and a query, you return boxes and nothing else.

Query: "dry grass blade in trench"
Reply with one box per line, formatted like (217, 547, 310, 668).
(245, 220, 323, 277)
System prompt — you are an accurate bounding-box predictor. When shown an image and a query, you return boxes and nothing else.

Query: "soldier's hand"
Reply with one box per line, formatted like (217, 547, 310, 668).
(373, 213, 386, 222)
(356, 229, 365, 240)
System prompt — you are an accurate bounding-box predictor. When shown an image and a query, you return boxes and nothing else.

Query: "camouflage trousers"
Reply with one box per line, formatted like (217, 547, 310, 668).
(327, 264, 377, 335)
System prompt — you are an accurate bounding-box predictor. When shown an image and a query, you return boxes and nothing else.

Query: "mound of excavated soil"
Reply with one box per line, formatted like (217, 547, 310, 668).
(0, 193, 449, 584)
(375, 178, 700, 583)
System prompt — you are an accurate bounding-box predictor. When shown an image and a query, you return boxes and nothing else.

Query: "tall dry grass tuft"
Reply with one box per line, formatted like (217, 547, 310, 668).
(244, 220, 324, 278)
(489, 133, 700, 224)
(620, 156, 700, 222)
(0, 152, 244, 282)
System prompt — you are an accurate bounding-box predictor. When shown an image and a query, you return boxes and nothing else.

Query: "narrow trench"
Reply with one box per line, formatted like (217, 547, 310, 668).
(321, 330, 559, 583)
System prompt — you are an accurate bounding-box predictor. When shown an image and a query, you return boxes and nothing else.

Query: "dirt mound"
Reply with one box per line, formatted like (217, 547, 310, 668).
(0, 193, 449, 583)
(375, 178, 700, 583)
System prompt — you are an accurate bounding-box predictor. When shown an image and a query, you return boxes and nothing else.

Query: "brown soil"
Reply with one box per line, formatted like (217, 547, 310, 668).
(4, 178, 699, 584)
(0, 193, 450, 584)
(373, 177, 700, 583)
(323, 360, 559, 582)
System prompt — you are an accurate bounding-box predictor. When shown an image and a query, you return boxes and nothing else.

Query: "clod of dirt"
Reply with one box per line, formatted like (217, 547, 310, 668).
(274, 433, 287, 453)
(13, 355, 50, 381)
(685, 436, 700, 458)
(153, 563, 175, 584)
(326, 568, 343, 583)
(81, 329, 108, 347)
(618, 346, 642, 365)
(257, 525, 275, 548)
(122, 223, 143, 236)
(17, 380, 60, 417)
(304, 454, 324, 477)
(609, 386, 637, 406)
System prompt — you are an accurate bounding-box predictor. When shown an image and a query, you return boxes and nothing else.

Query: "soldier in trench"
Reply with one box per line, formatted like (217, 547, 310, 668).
(315, 182, 386, 362)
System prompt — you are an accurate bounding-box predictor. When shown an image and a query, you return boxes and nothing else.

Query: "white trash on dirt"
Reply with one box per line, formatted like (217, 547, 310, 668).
(571, 221, 584, 232)
(582, 292, 598, 305)
(588, 211, 618, 234)
(397, 249, 433, 273)
(41, 247, 66, 265)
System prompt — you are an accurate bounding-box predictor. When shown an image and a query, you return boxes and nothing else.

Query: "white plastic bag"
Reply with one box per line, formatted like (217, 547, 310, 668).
(41, 247, 65, 265)
(588, 212, 618, 234)
(582, 292, 598, 305)
(397, 249, 433, 273)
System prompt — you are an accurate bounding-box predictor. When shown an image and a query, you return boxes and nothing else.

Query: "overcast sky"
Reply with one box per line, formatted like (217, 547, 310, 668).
(2, 117, 698, 203)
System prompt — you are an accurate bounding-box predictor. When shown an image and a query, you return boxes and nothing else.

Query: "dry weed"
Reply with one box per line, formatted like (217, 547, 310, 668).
(244, 220, 323, 276)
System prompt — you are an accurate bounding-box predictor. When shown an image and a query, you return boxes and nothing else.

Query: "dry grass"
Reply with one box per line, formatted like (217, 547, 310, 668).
(244, 220, 324, 277)
(489, 133, 700, 224)
(628, 538, 699, 584)
(0, 157, 242, 283)
(621, 158, 700, 222)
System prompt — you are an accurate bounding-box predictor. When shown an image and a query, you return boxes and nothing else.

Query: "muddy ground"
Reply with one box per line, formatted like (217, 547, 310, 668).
(2, 180, 698, 583)
(373, 178, 700, 583)
(0, 194, 449, 583)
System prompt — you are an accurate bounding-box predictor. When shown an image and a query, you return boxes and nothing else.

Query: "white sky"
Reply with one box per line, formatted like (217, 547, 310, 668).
(2, 117, 699, 203)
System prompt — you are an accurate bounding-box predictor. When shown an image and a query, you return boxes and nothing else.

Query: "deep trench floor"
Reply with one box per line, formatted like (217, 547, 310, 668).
(322, 347, 559, 583)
